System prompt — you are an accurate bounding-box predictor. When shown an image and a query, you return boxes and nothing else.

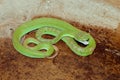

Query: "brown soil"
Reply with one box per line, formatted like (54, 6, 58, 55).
(104, 0, 120, 8)
(0, 17, 120, 80)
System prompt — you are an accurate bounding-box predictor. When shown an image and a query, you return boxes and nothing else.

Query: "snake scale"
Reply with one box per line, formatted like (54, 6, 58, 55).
(12, 17, 96, 58)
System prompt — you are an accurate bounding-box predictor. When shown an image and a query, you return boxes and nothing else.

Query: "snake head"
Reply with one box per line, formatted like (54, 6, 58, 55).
(75, 32, 91, 45)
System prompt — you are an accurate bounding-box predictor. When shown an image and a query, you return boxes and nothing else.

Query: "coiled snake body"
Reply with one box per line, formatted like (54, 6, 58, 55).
(12, 18, 96, 58)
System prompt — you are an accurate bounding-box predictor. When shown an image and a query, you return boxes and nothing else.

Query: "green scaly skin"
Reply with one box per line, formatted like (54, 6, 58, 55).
(12, 17, 96, 58)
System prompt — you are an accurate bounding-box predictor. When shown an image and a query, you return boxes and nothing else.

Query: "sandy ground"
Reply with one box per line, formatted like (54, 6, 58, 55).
(0, 0, 120, 38)
(0, 18, 120, 80)
(0, 0, 120, 80)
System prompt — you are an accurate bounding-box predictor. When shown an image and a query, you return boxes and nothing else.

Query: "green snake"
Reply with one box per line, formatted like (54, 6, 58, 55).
(12, 17, 96, 58)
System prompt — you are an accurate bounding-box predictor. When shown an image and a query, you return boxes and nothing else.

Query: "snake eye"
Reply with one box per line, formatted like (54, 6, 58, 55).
(86, 39, 89, 41)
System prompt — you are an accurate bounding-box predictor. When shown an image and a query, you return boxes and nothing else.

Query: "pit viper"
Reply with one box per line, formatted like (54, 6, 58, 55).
(12, 17, 96, 58)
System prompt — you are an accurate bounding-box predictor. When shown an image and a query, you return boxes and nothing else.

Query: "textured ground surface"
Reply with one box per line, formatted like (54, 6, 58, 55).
(0, 20, 120, 80)
(1, 0, 120, 38)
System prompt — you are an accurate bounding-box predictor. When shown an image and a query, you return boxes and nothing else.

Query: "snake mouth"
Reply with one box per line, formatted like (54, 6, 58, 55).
(79, 40, 89, 45)
(75, 39, 89, 47)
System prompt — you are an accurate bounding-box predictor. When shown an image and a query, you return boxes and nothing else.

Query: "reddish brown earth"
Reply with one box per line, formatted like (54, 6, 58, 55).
(0, 17, 120, 80)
